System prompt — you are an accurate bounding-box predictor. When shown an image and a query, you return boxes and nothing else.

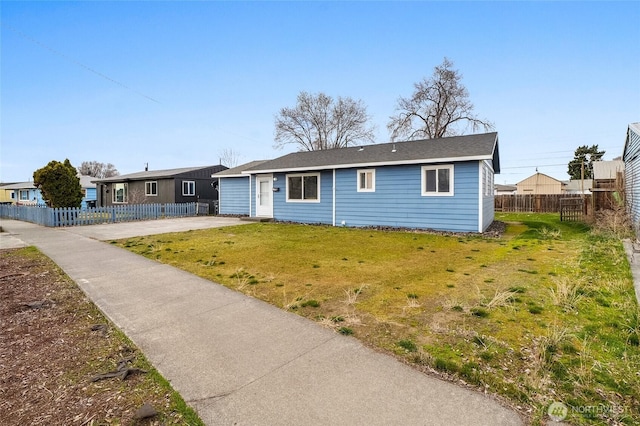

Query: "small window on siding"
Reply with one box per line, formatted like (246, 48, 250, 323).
(182, 181, 195, 196)
(286, 173, 320, 202)
(484, 164, 493, 197)
(422, 165, 454, 196)
(145, 181, 158, 196)
(357, 169, 375, 192)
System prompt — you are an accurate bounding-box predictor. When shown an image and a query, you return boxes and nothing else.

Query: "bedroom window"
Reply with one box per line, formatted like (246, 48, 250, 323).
(182, 181, 195, 196)
(357, 169, 375, 192)
(287, 173, 320, 202)
(112, 183, 128, 203)
(422, 165, 454, 196)
(145, 181, 158, 196)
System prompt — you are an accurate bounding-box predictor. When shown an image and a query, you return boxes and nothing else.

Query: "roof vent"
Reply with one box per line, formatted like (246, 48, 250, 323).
(358, 147, 364, 152)
(391, 144, 397, 153)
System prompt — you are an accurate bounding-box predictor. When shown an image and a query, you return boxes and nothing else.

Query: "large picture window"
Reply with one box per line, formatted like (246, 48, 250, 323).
(357, 169, 375, 192)
(145, 181, 158, 196)
(421, 165, 454, 196)
(287, 173, 320, 202)
(112, 183, 128, 203)
(182, 181, 195, 196)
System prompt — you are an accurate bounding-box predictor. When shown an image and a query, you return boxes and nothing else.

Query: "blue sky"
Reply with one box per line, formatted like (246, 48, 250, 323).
(1, 1, 639, 184)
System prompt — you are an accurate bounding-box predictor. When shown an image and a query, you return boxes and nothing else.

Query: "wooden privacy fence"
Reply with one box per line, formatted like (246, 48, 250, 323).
(559, 198, 585, 222)
(0, 202, 203, 227)
(495, 194, 589, 213)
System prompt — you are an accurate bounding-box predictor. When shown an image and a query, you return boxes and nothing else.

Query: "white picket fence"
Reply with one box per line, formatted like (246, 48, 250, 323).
(0, 202, 201, 227)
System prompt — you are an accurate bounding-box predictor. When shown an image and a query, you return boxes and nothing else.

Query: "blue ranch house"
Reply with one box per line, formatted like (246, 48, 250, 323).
(215, 132, 500, 233)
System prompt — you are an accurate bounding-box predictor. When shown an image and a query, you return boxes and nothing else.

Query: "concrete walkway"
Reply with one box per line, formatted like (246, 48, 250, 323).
(0, 218, 523, 426)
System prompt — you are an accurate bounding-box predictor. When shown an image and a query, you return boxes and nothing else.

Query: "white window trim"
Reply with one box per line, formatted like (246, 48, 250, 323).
(357, 169, 376, 192)
(484, 163, 494, 197)
(421, 164, 454, 196)
(145, 181, 158, 196)
(286, 172, 321, 203)
(182, 180, 195, 196)
(19, 190, 29, 201)
(112, 183, 128, 204)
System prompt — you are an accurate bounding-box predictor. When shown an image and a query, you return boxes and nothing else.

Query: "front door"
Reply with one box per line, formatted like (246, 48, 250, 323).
(256, 176, 273, 217)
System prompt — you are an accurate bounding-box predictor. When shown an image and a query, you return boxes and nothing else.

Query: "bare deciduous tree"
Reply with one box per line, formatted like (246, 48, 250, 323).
(274, 91, 376, 151)
(387, 58, 493, 141)
(77, 161, 119, 178)
(127, 187, 147, 204)
(219, 148, 240, 168)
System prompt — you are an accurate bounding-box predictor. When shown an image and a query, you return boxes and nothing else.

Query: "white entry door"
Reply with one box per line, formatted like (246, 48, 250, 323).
(256, 176, 273, 217)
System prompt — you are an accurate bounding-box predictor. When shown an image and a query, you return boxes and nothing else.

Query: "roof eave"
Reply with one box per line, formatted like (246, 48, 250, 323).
(215, 173, 249, 178)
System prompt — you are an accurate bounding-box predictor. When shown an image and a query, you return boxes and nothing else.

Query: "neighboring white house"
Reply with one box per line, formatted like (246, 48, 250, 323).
(563, 179, 593, 195)
(494, 184, 516, 195)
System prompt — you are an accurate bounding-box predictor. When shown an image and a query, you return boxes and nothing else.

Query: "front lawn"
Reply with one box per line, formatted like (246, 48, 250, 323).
(115, 213, 640, 425)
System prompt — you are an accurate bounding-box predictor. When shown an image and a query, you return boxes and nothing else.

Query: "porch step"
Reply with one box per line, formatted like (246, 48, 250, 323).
(240, 217, 274, 223)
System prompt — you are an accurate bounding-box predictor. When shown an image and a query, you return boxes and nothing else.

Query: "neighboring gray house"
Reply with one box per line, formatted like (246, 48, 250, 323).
(623, 123, 640, 229)
(94, 165, 227, 209)
(214, 133, 500, 233)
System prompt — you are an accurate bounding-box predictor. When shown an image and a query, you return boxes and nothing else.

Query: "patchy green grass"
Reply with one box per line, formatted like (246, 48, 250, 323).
(115, 213, 640, 425)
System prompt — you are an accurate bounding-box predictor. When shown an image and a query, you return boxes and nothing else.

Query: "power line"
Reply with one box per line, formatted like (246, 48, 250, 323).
(500, 163, 567, 170)
(2, 22, 161, 104)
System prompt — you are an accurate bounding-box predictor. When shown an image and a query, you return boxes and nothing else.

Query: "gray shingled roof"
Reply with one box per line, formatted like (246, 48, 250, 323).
(93, 166, 224, 183)
(213, 160, 269, 177)
(244, 132, 499, 174)
(2, 177, 96, 189)
(0, 181, 37, 190)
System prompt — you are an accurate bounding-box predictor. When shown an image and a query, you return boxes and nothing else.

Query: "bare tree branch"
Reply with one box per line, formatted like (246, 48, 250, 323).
(219, 148, 240, 168)
(274, 91, 376, 151)
(77, 161, 119, 178)
(388, 58, 494, 141)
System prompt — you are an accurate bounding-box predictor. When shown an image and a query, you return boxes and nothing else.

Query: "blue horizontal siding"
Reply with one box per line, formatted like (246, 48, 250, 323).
(81, 188, 97, 210)
(242, 161, 487, 232)
(335, 162, 480, 232)
(482, 163, 495, 231)
(219, 177, 250, 215)
(272, 171, 333, 224)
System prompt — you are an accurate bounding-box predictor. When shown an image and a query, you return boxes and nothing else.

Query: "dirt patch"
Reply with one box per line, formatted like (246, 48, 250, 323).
(0, 247, 197, 425)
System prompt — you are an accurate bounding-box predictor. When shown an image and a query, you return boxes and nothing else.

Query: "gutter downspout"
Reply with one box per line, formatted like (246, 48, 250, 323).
(332, 169, 336, 226)
(478, 161, 483, 233)
(249, 175, 252, 217)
